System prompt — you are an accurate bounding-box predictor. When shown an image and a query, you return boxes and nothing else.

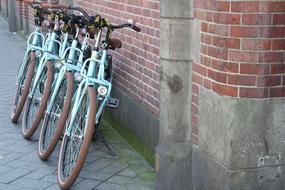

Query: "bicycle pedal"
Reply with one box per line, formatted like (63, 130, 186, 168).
(107, 98, 119, 108)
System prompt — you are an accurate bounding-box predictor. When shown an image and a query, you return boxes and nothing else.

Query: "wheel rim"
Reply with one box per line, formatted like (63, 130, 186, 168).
(41, 78, 67, 151)
(60, 94, 88, 181)
(12, 85, 22, 114)
(11, 53, 35, 116)
(24, 66, 47, 131)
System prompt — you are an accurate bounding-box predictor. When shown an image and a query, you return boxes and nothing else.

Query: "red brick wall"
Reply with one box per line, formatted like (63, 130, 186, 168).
(8, 0, 160, 116)
(76, 0, 160, 116)
(16, 0, 24, 18)
(192, 0, 285, 144)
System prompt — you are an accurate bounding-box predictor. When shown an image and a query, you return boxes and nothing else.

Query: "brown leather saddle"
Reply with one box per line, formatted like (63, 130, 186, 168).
(109, 38, 122, 50)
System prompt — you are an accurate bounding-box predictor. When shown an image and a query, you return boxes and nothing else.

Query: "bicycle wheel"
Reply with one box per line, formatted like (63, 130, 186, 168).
(22, 61, 53, 139)
(11, 51, 36, 123)
(38, 71, 74, 160)
(58, 87, 96, 190)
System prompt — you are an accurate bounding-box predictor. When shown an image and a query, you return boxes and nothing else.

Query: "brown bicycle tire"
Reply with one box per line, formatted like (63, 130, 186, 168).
(11, 51, 36, 123)
(38, 71, 74, 160)
(57, 87, 97, 190)
(22, 60, 53, 139)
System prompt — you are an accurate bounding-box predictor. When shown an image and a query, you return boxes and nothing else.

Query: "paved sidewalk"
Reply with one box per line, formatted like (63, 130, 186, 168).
(0, 17, 155, 190)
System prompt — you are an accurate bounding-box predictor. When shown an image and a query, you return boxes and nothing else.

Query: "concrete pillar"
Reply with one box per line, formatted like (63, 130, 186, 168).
(16, 0, 23, 32)
(155, 0, 194, 189)
(8, 0, 17, 32)
(191, 1, 285, 189)
(5, 0, 8, 17)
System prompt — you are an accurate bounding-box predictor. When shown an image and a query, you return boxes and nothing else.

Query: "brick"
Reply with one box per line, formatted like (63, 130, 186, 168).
(242, 14, 271, 25)
(201, 44, 208, 55)
(209, 1, 230, 12)
(192, 103, 199, 115)
(258, 52, 283, 63)
(231, 2, 259, 13)
(270, 87, 285, 97)
(213, 13, 240, 25)
(208, 23, 230, 36)
(273, 14, 285, 25)
(271, 64, 285, 74)
(195, 10, 205, 20)
(242, 39, 271, 51)
(193, 73, 203, 85)
(192, 125, 199, 137)
(192, 114, 199, 126)
(240, 64, 270, 75)
(204, 78, 212, 89)
(228, 75, 256, 86)
(257, 76, 281, 87)
(207, 69, 227, 83)
(230, 26, 258, 38)
(212, 60, 239, 73)
(192, 94, 199, 105)
(213, 36, 240, 49)
(193, 63, 207, 76)
(259, 27, 285, 38)
(260, 2, 285, 12)
(194, 0, 208, 10)
(272, 40, 285, 50)
(212, 82, 238, 96)
(201, 22, 208, 32)
(203, 56, 212, 67)
(201, 33, 205, 43)
(206, 12, 213, 22)
(229, 51, 258, 63)
(239, 87, 268, 98)
(208, 46, 228, 60)
(204, 34, 213, 45)
(192, 84, 199, 95)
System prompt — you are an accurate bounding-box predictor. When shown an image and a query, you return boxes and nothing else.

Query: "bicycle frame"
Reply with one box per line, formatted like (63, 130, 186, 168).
(29, 29, 68, 97)
(45, 32, 89, 116)
(16, 27, 45, 85)
(65, 30, 112, 137)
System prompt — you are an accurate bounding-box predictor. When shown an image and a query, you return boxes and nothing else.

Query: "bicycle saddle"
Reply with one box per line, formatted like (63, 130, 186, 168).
(109, 38, 122, 50)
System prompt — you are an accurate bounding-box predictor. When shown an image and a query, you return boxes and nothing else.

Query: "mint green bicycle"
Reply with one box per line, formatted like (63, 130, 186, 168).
(56, 16, 141, 189)
(38, 10, 94, 160)
(11, 2, 47, 123)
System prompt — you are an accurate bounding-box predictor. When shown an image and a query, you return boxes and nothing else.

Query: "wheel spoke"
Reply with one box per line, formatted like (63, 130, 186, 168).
(61, 93, 88, 180)
(41, 78, 67, 151)
(24, 66, 47, 130)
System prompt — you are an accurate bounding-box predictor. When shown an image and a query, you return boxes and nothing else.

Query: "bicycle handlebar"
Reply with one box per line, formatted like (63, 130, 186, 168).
(69, 6, 91, 20)
(110, 22, 141, 32)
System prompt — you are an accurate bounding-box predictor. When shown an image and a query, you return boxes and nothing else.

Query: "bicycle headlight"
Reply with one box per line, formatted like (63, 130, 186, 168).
(74, 72, 83, 82)
(98, 86, 108, 96)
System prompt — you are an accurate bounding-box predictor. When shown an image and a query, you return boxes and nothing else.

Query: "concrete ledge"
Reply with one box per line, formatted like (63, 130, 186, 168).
(199, 88, 285, 170)
(192, 145, 285, 190)
(109, 86, 159, 152)
(195, 88, 285, 189)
